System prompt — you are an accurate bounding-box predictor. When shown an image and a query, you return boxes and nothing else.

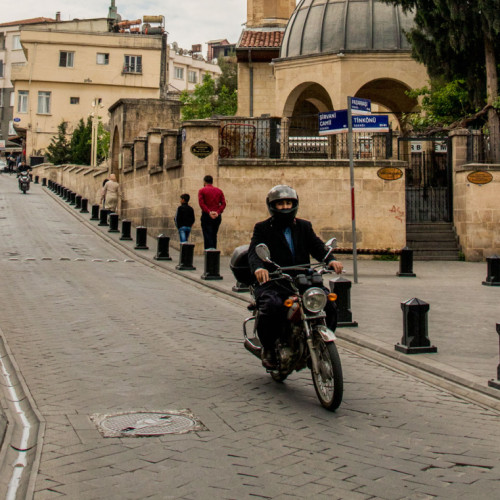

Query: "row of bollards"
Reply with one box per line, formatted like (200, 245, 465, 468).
(46, 179, 224, 280)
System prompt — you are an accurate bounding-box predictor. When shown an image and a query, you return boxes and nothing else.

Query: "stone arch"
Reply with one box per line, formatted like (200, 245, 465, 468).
(111, 126, 121, 179)
(355, 78, 419, 132)
(282, 82, 334, 137)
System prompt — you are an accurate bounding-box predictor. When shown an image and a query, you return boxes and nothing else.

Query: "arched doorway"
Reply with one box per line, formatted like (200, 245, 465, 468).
(355, 78, 419, 133)
(111, 126, 121, 179)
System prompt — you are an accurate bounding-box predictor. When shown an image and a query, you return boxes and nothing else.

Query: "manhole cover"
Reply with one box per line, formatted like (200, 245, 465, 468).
(91, 410, 207, 437)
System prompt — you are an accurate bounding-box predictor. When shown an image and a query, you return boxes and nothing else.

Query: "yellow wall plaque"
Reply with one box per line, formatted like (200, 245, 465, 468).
(377, 167, 403, 181)
(467, 171, 493, 185)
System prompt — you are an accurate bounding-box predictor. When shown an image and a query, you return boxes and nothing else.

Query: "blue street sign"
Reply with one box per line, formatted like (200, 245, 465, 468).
(352, 114, 390, 132)
(349, 97, 371, 115)
(13, 117, 21, 122)
(319, 110, 389, 135)
(319, 110, 348, 135)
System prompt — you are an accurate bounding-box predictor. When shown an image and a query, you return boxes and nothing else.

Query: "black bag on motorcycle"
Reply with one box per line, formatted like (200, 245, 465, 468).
(230, 245, 253, 286)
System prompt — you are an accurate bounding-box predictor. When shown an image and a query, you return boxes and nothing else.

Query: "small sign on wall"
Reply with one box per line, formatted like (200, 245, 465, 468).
(190, 141, 213, 159)
(467, 171, 493, 185)
(377, 167, 403, 181)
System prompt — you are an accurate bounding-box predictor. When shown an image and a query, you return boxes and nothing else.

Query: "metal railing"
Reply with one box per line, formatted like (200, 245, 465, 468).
(467, 131, 491, 163)
(218, 115, 393, 160)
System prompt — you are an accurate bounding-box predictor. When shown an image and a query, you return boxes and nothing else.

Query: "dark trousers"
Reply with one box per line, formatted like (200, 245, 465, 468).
(254, 282, 337, 349)
(201, 212, 221, 249)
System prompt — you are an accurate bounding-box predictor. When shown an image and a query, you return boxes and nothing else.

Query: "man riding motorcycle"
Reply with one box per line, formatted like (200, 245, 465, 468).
(248, 185, 343, 369)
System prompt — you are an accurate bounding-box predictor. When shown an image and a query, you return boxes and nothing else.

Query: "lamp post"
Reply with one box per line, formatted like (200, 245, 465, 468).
(90, 98, 103, 167)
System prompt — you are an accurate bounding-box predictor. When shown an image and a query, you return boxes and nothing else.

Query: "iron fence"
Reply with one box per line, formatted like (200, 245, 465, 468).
(218, 114, 393, 160)
(467, 131, 491, 163)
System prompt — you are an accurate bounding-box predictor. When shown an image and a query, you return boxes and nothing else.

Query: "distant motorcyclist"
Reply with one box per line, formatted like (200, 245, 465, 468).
(248, 185, 343, 368)
(16, 161, 31, 176)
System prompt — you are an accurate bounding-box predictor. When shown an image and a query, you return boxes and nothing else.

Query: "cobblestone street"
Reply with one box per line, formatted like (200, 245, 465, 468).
(0, 175, 499, 499)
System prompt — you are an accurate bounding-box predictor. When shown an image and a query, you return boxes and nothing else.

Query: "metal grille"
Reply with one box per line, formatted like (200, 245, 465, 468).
(92, 410, 207, 437)
(467, 131, 491, 163)
(399, 137, 452, 223)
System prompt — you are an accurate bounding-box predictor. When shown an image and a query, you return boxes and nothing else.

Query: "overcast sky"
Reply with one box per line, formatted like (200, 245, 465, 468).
(2, 0, 248, 53)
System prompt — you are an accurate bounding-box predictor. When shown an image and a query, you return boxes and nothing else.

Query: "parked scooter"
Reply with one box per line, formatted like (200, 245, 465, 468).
(230, 239, 343, 411)
(18, 171, 31, 194)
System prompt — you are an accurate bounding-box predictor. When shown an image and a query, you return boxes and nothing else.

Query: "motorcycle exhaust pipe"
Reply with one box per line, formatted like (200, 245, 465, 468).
(244, 338, 262, 359)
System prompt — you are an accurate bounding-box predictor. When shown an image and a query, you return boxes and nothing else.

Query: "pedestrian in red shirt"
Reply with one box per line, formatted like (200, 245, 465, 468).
(198, 175, 226, 249)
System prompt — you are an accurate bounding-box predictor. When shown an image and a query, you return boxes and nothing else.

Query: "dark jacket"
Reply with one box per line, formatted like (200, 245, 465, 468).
(175, 204, 195, 228)
(248, 217, 335, 275)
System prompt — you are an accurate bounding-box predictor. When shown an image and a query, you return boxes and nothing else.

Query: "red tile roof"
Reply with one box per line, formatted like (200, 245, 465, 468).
(0, 17, 55, 27)
(239, 30, 284, 49)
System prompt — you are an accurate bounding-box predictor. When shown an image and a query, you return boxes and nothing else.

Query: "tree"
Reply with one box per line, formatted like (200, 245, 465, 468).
(216, 53, 237, 95)
(180, 73, 237, 120)
(69, 118, 92, 165)
(45, 121, 71, 165)
(384, 0, 500, 160)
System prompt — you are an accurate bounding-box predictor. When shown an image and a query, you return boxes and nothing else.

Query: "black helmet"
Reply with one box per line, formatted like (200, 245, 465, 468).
(266, 185, 299, 226)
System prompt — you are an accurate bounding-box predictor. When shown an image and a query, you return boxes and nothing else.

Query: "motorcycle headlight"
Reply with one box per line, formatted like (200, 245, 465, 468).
(303, 287, 327, 313)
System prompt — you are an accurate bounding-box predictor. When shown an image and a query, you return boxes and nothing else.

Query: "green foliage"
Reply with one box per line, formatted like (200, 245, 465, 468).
(216, 54, 237, 94)
(45, 121, 71, 165)
(404, 79, 471, 130)
(180, 73, 237, 120)
(46, 117, 110, 166)
(70, 118, 92, 165)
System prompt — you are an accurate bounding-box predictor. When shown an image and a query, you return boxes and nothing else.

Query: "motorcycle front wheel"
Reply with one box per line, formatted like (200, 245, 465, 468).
(311, 334, 343, 411)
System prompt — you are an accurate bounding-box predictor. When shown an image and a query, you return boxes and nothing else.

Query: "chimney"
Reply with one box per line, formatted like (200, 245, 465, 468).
(55, 12, 61, 22)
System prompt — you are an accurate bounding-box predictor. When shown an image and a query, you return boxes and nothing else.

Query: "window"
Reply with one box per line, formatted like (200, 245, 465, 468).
(96, 53, 109, 65)
(0, 34, 5, 50)
(0, 59, 3, 78)
(12, 35, 22, 50)
(123, 55, 142, 73)
(59, 51, 74, 68)
(188, 70, 197, 84)
(174, 67, 184, 80)
(70, 97, 80, 105)
(18, 91, 28, 113)
(37, 91, 51, 114)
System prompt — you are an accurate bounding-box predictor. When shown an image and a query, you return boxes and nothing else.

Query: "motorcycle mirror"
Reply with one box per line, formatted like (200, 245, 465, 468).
(255, 243, 271, 262)
(325, 237, 337, 249)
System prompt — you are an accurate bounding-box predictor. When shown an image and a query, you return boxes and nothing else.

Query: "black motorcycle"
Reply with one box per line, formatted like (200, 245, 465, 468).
(18, 171, 31, 194)
(231, 239, 343, 411)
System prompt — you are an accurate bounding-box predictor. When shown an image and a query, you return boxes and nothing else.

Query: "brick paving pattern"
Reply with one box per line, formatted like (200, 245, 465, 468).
(0, 176, 499, 499)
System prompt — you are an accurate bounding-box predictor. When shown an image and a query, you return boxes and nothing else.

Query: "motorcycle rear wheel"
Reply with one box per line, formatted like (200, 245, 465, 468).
(311, 335, 343, 411)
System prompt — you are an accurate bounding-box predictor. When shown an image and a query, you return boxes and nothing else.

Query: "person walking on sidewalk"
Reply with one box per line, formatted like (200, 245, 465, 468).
(175, 193, 195, 243)
(198, 175, 226, 249)
(101, 174, 122, 214)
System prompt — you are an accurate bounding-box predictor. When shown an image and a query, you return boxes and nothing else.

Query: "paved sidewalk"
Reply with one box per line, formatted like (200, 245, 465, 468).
(46, 184, 500, 408)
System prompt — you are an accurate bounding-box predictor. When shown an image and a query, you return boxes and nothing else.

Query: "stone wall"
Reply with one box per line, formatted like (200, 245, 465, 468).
(454, 166, 500, 261)
(33, 120, 407, 257)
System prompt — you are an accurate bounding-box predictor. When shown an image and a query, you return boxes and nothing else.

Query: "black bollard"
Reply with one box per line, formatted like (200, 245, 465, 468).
(108, 213, 120, 233)
(395, 298, 437, 354)
(176, 243, 196, 270)
(120, 220, 133, 240)
(154, 234, 172, 261)
(397, 247, 416, 277)
(34, 175, 39, 184)
(80, 198, 89, 213)
(329, 277, 358, 327)
(201, 249, 223, 280)
(90, 204, 100, 220)
(42, 178, 47, 187)
(482, 255, 500, 286)
(65, 190, 72, 202)
(75, 195, 82, 209)
(134, 226, 149, 249)
(69, 192, 76, 205)
(98, 209, 110, 226)
(60, 187, 65, 198)
(488, 324, 500, 390)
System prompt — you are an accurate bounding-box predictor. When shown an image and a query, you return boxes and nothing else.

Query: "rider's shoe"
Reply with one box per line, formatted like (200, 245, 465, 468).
(261, 347, 277, 369)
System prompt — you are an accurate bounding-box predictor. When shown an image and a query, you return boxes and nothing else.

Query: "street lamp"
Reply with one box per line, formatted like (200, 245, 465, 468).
(90, 98, 103, 167)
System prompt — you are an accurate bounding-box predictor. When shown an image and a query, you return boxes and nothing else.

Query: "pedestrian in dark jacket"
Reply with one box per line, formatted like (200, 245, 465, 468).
(175, 194, 195, 243)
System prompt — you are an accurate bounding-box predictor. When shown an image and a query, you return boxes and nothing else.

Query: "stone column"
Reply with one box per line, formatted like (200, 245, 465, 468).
(147, 128, 164, 173)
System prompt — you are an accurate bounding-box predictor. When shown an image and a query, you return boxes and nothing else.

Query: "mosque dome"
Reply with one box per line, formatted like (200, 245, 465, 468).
(280, 0, 414, 59)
